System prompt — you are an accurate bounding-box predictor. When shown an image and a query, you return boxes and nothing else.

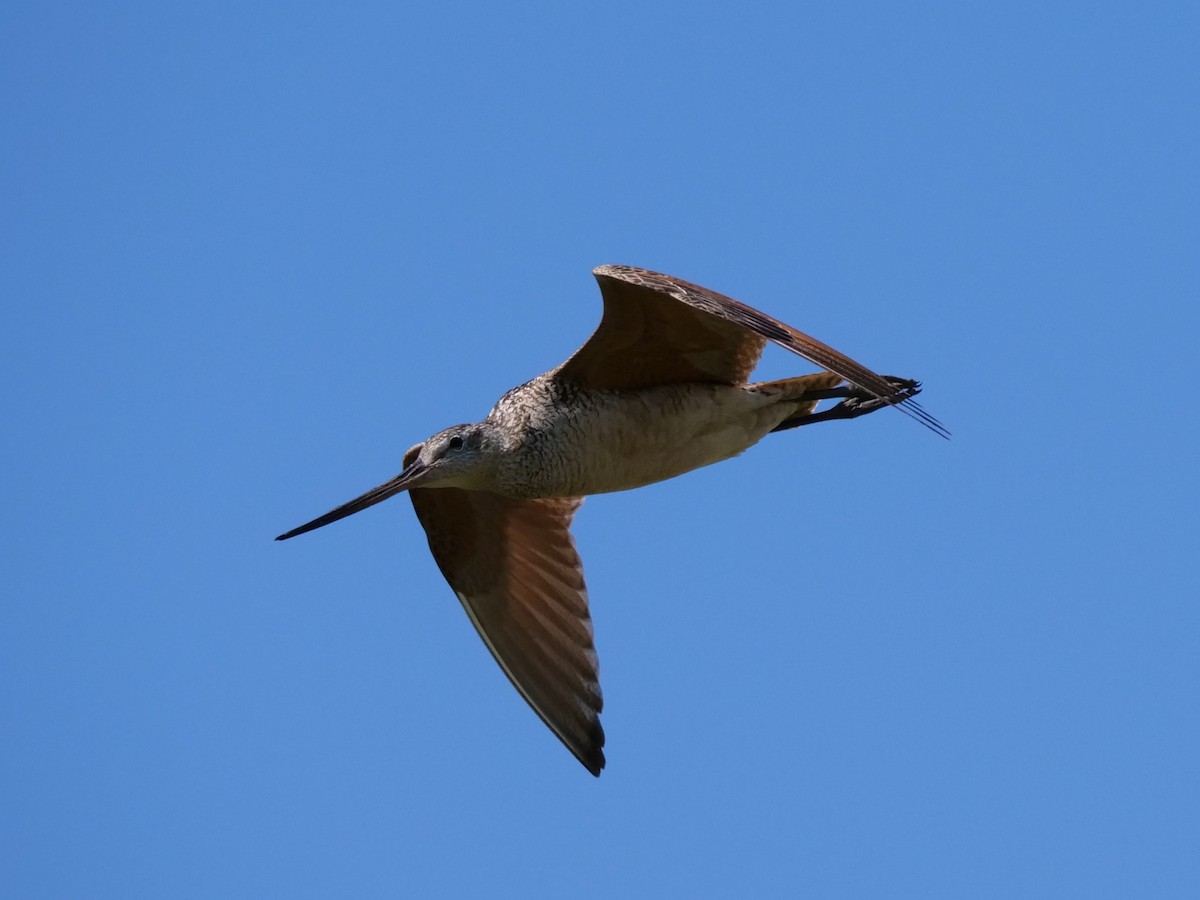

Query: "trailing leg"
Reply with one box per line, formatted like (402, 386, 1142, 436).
(770, 376, 923, 432)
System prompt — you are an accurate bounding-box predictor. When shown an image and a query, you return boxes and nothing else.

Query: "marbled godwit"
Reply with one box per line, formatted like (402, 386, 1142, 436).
(276, 265, 946, 775)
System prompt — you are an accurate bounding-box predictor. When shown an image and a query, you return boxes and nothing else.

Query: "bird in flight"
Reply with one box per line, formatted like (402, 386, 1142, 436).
(277, 265, 946, 775)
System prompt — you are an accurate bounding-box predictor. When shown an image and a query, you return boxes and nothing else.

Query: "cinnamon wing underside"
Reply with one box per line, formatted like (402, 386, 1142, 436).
(557, 265, 946, 436)
(408, 487, 605, 775)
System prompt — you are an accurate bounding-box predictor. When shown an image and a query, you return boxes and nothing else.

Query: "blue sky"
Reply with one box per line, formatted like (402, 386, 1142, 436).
(3, 2, 1197, 897)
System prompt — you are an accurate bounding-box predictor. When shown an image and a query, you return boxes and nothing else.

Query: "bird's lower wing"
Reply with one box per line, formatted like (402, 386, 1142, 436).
(408, 488, 605, 775)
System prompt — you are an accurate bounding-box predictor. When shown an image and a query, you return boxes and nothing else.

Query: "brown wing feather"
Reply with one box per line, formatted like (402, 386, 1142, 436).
(558, 265, 947, 436)
(407, 485, 605, 776)
(556, 267, 765, 389)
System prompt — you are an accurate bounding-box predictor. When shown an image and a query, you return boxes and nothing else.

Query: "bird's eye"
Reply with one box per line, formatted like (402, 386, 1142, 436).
(447, 436, 464, 452)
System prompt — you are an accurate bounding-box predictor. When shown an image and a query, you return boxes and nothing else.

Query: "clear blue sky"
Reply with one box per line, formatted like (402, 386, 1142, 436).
(4, 2, 1197, 897)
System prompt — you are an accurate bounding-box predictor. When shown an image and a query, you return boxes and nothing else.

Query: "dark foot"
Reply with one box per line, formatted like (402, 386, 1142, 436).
(771, 377, 922, 432)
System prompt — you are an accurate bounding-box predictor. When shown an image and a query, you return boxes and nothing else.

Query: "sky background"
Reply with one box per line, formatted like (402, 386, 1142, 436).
(3, 2, 1197, 897)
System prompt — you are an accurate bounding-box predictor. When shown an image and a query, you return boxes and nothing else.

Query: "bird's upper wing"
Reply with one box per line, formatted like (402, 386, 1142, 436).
(407, 479, 605, 776)
(555, 265, 767, 389)
(556, 265, 945, 434)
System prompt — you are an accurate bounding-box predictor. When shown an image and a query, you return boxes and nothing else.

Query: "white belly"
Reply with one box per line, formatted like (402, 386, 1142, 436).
(495, 383, 789, 498)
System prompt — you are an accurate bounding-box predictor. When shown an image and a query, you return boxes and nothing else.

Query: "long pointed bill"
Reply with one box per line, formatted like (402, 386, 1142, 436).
(275, 460, 429, 541)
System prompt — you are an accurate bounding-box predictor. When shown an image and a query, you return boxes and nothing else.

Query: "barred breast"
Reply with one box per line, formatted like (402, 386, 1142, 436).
(486, 376, 788, 499)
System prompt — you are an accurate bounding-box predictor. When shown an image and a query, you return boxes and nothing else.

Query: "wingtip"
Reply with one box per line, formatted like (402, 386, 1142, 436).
(581, 748, 606, 777)
(568, 717, 606, 776)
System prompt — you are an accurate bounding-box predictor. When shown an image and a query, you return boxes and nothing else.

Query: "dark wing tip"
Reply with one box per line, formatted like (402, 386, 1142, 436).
(580, 744, 606, 777)
(576, 719, 606, 776)
(546, 694, 605, 776)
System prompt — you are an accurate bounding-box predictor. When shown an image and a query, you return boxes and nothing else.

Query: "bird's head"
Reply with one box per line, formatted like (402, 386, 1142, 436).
(402, 422, 502, 489)
(275, 422, 500, 541)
